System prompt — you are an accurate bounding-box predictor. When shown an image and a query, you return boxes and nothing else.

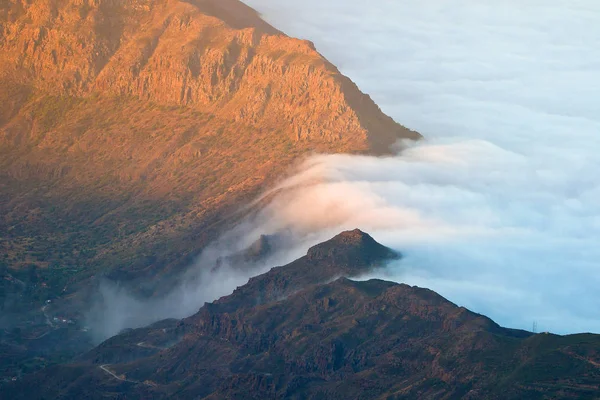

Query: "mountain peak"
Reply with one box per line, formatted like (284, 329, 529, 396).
(307, 229, 400, 267)
(0, 0, 420, 154)
(209, 230, 400, 312)
(0, 0, 419, 308)
(184, 0, 281, 33)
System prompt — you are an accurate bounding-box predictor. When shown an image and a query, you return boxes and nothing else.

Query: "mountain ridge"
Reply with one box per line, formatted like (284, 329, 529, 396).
(4, 230, 599, 399)
(0, 0, 418, 152)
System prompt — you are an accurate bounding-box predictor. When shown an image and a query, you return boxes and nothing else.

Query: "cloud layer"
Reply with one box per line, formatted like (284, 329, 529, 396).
(251, 146, 600, 334)
(240, 0, 600, 334)
(89, 1, 600, 338)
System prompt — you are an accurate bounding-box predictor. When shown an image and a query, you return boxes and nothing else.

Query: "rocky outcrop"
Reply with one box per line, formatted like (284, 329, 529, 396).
(208, 230, 399, 311)
(306, 229, 400, 267)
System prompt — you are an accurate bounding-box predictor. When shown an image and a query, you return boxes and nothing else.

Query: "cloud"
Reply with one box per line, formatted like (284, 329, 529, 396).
(252, 145, 600, 334)
(85, 232, 305, 341)
(239, 0, 600, 334)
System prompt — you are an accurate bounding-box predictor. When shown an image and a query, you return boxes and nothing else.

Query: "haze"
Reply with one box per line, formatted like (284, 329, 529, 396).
(241, 0, 600, 334)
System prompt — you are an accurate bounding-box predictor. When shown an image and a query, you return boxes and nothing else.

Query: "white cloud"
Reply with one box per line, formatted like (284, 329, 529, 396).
(244, 140, 600, 335)
(240, 0, 600, 334)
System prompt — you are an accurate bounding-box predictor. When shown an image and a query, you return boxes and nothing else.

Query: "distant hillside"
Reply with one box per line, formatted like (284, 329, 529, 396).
(5, 231, 599, 399)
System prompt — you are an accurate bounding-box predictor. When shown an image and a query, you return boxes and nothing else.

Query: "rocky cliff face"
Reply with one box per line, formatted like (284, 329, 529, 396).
(0, 0, 417, 152)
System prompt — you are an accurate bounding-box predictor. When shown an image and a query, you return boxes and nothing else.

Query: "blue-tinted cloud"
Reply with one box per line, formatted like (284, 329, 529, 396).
(242, 0, 600, 334)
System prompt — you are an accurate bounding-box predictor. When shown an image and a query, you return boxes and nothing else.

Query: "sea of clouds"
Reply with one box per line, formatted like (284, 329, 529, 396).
(240, 0, 600, 334)
(90, 0, 600, 338)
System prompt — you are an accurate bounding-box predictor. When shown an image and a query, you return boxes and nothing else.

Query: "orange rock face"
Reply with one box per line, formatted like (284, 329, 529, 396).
(0, 0, 419, 290)
(0, 0, 418, 152)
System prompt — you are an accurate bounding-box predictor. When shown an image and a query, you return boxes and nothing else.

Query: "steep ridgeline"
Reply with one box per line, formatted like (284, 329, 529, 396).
(0, 0, 419, 314)
(5, 231, 599, 399)
(1, 0, 416, 151)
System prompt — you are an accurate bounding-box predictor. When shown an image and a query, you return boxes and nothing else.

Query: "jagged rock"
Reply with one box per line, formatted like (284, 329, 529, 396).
(0, 0, 419, 153)
(213, 234, 277, 273)
(306, 229, 400, 267)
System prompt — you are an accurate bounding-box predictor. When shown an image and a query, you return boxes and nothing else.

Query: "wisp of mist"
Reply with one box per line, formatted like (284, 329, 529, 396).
(89, 0, 600, 339)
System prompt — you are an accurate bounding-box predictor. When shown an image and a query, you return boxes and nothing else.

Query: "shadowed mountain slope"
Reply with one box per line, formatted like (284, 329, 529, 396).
(4, 231, 599, 399)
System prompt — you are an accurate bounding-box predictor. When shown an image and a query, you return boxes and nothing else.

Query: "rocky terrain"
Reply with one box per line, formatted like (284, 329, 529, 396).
(4, 230, 599, 399)
(0, 0, 419, 379)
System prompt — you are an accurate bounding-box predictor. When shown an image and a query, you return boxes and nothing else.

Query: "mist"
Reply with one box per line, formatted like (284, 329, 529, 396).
(89, 0, 600, 338)
(85, 229, 309, 342)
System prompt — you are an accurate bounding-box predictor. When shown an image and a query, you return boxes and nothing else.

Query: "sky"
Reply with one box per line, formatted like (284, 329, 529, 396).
(239, 0, 600, 334)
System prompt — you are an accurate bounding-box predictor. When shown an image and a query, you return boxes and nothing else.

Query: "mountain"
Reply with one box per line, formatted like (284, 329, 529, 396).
(0, 0, 419, 276)
(0, 0, 420, 372)
(4, 230, 599, 399)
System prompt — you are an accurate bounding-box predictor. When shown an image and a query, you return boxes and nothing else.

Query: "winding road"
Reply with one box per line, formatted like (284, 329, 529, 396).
(99, 364, 156, 387)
